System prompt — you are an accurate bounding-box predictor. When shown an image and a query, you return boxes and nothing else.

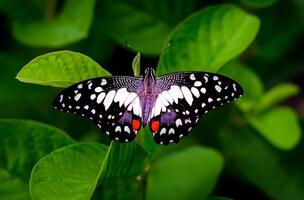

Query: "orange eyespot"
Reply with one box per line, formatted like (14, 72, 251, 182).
(151, 121, 160, 133)
(132, 119, 141, 131)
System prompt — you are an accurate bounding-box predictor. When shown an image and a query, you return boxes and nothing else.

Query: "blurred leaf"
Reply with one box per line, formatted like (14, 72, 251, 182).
(146, 146, 223, 200)
(254, 1, 304, 62)
(30, 143, 108, 200)
(219, 126, 304, 200)
(249, 107, 301, 150)
(219, 61, 264, 113)
(30, 142, 150, 199)
(0, 119, 74, 200)
(0, 0, 44, 21)
(16, 50, 110, 88)
(100, 0, 196, 55)
(208, 197, 234, 200)
(98, 177, 143, 200)
(132, 53, 141, 77)
(257, 83, 300, 112)
(240, 0, 278, 8)
(13, 0, 96, 47)
(157, 4, 260, 75)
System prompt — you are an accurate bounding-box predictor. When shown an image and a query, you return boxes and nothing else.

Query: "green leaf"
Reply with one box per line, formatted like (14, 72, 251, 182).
(30, 143, 108, 200)
(249, 107, 301, 150)
(157, 4, 260, 75)
(219, 61, 264, 113)
(257, 83, 300, 112)
(254, 1, 303, 62)
(98, 177, 143, 200)
(240, 0, 278, 8)
(146, 146, 223, 200)
(0, 0, 43, 22)
(208, 197, 234, 200)
(12, 0, 96, 47)
(16, 50, 110, 88)
(132, 53, 141, 77)
(219, 125, 304, 200)
(30, 142, 150, 199)
(104, 142, 150, 178)
(136, 126, 157, 155)
(0, 119, 74, 200)
(100, 0, 196, 55)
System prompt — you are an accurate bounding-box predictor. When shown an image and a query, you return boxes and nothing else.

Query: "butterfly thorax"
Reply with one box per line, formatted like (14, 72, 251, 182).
(140, 68, 157, 126)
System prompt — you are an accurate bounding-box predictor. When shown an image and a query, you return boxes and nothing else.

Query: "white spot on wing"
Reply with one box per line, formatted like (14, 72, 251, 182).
(132, 97, 142, 117)
(200, 87, 206, 94)
(191, 87, 200, 98)
(59, 95, 63, 102)
(175, 119, 182, 127)
(194, 81, 202, 87)
(181, 86, 193, 105)
(185, 119, 191, 124)
(97, 93, 106, 104)
(190, 74, 196, 80)
(160, 128, 166, 135)
(169, 128, 175, 134)
(169, 85, 183, 103)
(208, 98, 213, 103)
(88, 82, 93, 90)
(124, 126, 131, 134)
(77, 84, 83, 89)
(213, 76, 219, 81)
(90, 94, 96, 100)
(204, 76, 208, 83)
(215, 85, 222, 92)
(233, 83, 237, 91)
(95, 87, 103, 92)
(160, 91, 173, 104)
(124, 93, 137, 107)
(114, 88, 130, 107)
(115, 126, 122, 132)
(154, 97, 163, 116)
(158, 94, 169, 106)
(101, 79, 107, 86)
(103, 90, 116, 110)
(74, 93, 81, 101)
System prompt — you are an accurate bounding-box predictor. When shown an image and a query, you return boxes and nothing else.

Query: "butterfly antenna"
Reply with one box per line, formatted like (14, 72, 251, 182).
(160, 40, 173, 55)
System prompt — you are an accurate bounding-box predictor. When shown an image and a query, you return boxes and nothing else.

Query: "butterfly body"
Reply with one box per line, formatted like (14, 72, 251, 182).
(54, 67, 243, 145)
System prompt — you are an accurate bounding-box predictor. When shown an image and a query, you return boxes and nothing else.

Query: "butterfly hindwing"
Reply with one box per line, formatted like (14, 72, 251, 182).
(150, 72, 243, 144)
(53, 76, 142, 142)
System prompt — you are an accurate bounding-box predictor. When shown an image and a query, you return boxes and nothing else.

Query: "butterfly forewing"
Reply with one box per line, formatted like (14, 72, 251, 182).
(150, 72, 243, 145)
(53, 76, 142, 142)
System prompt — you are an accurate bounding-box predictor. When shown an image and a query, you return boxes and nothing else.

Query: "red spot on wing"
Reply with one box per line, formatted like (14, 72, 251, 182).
(132, 119, 141, 131)
(151, 121, 160, 133)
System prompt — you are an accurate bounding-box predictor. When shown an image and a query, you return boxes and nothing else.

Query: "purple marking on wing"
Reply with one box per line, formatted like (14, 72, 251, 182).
(160, 110, 177, 126)
(119, 111, 133, 124)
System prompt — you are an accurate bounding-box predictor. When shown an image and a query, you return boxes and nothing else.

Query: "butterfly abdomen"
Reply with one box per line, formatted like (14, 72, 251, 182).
(141, 94, 155, 125)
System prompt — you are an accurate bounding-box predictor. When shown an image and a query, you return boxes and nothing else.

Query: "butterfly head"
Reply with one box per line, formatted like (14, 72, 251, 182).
(144, 68, 156, 86)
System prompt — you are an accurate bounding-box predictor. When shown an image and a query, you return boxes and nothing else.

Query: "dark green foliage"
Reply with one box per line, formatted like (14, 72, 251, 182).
(0, 0, 303, 199)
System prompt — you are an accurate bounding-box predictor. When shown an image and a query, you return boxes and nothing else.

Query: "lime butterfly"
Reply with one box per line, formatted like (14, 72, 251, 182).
(53, 68, 243, 145)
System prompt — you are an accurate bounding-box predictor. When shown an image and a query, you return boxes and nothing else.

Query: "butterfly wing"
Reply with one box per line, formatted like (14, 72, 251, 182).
(150, 72, 243, 145)
(53, 76, 142, 142)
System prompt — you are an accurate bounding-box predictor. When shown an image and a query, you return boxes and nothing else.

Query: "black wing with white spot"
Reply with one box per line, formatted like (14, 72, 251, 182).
(150, 72, 243, 145)
(53, 76, 142, 143)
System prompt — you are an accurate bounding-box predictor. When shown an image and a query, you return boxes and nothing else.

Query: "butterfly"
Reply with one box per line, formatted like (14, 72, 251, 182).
(53, 68, 243, 145)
